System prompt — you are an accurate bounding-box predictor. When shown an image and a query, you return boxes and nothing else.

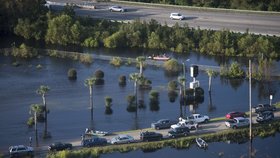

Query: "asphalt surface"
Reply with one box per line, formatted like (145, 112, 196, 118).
(48, 0, 280, 36)
(6, 110, 276, 158)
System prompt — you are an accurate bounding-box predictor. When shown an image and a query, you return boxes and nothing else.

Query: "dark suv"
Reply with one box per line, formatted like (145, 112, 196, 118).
(253, 104, 276, 113)
(140, 131, 163, 142)
(81, 137, 108, 147)
(256, 111, 274, 123)
(168, 126, 190, 138)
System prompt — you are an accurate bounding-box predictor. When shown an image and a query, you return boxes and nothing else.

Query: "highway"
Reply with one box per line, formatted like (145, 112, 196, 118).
(48, 0, 280, 36)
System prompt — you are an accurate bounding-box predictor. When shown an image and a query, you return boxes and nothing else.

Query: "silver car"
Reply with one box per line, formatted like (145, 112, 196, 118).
(109, 6, 126, 12)
(110, 134, 134, 144)
(170, 13, 184, 20)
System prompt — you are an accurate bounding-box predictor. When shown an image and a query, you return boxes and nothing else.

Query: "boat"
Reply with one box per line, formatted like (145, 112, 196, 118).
(196, 137, 208, 148)
(147, 54, 171, 61)
(85, 128, 109, 136)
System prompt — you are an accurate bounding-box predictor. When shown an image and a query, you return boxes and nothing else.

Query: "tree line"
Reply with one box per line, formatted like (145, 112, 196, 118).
(123, 0, 280, 11)
(1, 1, 279, 60)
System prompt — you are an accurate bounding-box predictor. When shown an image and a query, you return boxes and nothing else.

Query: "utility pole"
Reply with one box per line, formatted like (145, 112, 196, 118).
(249, 60, 252, 140)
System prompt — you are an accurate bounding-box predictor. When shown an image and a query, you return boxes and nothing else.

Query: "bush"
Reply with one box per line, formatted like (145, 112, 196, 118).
(68, 68, 77, 80)
(79, 53, 93, 65)
(110, 57, 122, 67)
(168, 80, 178, 91)
(95, 69, 104, 79)
(118, 75, 126, 86)
(163, 59, 181, 75)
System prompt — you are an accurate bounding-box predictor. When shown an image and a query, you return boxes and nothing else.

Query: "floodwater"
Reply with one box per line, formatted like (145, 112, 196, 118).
(101, 133, 280, 158)
(0, 46, 279, 155)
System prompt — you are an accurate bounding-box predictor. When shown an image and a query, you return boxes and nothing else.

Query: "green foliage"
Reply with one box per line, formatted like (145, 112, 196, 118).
(14, 18, 46, 40)
(82, 37, 99, 48)
(118, 75, 127, 86)
(94, 69, 104, 79)
(168, 80, 178, 91)
(110, 57, 123, 67)
(220, 62, 245, 78)
(163, 59, 181, 75)
(11, 43, 38, 59)
(67, 68, 77, 80)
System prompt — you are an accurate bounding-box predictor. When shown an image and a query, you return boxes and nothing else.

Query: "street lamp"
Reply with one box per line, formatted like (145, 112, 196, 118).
(270, 94, 273, 106)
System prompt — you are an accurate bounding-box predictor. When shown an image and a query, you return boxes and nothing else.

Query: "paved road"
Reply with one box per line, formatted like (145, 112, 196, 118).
(48, 0, 280, 36)
(13, 110, 275, 158)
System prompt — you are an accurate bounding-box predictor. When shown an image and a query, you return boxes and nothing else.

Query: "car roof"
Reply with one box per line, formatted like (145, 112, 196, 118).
(234, 117, 246, 120)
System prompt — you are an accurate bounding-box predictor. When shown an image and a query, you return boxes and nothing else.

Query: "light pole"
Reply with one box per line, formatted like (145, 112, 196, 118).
(270, 94, 273, 106)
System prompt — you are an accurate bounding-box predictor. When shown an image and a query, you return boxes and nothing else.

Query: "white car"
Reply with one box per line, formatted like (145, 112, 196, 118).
(9, 145, 34, 157)
(109, 6, 126, 12)
(170, 13, 184, 20)
(110, 134, 134, 144)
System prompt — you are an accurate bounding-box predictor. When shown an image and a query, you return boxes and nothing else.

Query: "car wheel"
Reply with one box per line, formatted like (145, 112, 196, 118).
(233, 126, 237, 129)
(184, 133, 188, 136)
(204, 119, 209, 123)
(156, 127, 160, 130)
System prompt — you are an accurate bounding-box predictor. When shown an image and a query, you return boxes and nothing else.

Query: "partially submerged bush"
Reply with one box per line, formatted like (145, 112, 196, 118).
(68, 68, 77, 80)
(110, 57, 122, 67)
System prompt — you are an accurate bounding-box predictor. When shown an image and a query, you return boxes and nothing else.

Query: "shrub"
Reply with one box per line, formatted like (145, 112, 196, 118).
(168, 80, 178, 91)
(118, 75, 126, 86)
(163, 59, 181, 75)
(95, 69, 104, 79)
(11, 43, 38, 58)
(79, 53, 93, 65)
(110, 57, 122, 67)
(68, 68, 77, 80)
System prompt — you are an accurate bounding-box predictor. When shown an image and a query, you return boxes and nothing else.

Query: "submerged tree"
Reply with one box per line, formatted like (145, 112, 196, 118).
(104, 96, 113, 115)
(84, 77, 97, 120)
(206, 69, 218, 92)
(129, 73, 141, 116)
(36, 85, 50, 138)
(29, 104, 44, 147)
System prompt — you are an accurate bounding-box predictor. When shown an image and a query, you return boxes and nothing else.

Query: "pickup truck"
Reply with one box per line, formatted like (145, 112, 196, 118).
(151, 119, 177, 130)
(171, 121, 198, 130)
(179, 114, 210, 124)
(225, 117, 249, 129)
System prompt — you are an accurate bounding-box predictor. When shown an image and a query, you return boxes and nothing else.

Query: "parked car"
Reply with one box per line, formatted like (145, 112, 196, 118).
(225, 117, 249, 129)
(171, 121, 198, 130)
(140, 131, 163, 142)
(182, 114, 210, 123)
(170, 13, 184, 20)
(151, 119, 177, 130)
(168, 126, 190, 138)
(253, 104, 276, 113)
(109, 6, 126, 12)
(48, 142, 72, 151)
(81, 137, 108, 147)
(110, 134, 134, 144)
(9, 145, 34, 157)
(256, 111, 274, 123)
(226, 111, 247, 119)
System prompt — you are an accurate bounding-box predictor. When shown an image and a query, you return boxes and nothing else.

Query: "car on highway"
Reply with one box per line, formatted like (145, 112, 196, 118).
(109, 6, 126, 12)
(171, 121, 198, 130)
(110, 134, 135, 144)
(140, 131, 163, 142)
(256, 111, 274, 123)
(168, 126, 190, 138)
(182, 114, 210, 123)
(226, 111, 247, 119)
(151, 119, 177, 130)
(225, 117, 249, 129)
(253, 104, 276, 113)
(81, 137, 108, 147)
(9, 145, 34, 157)
(170, 13, 184, 20)
(48, 142, 72, 151)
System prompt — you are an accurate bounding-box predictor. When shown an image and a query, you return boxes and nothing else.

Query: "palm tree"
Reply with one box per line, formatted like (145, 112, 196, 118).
(36, 85, 50, 138)
(178, 75, 186, 117)
(84, 77, 97, 120)
(30, 104, 43, 147)
(206, 69, 218, 92)
(129, 73, 141, 116)
(136, 56, 146, 76)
